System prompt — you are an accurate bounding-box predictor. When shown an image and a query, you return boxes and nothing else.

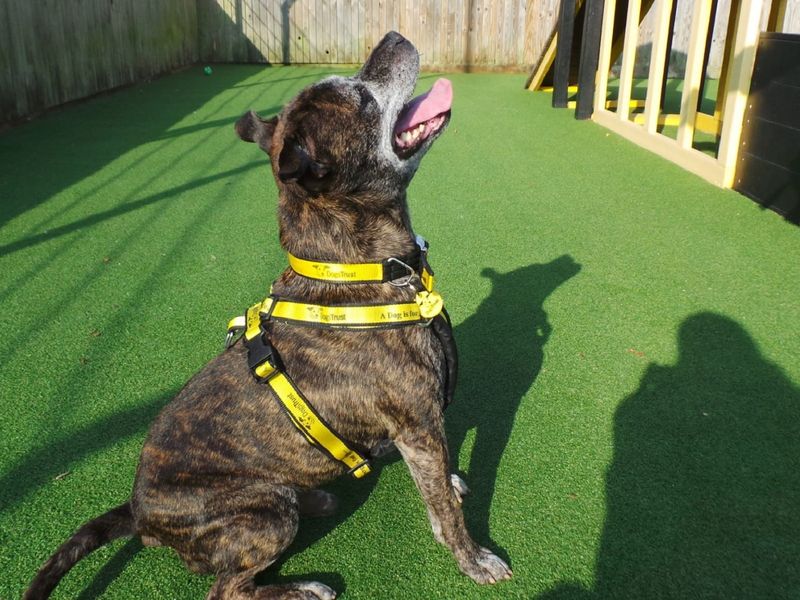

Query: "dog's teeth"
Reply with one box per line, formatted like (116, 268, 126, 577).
(411, 129, 419, 140)
(401, 131, 412, 142)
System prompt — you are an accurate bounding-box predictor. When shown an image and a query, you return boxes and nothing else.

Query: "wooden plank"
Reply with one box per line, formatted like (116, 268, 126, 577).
(717, 0, 763, 187)
(594, 0, 617, 113)
(714, 0, 740, 122)
(526, 28, 559, 89)
(553, 0, 578, 107)
(594, 108, 726, 185)
(633, 110, 721, 135)
(575, 0, 605, 119)
(446, 0, 454, 66)
(697, 0, 720, 112)
(454, 0, 463, 67)
(644, 0, 674, 132)
(675, 0, 713, 148)
(617, 0, 642, 121)
(785, 1, 800, 33)
(767, 0, 788, 32)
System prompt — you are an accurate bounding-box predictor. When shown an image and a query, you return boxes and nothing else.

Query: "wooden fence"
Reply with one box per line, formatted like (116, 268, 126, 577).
(197, 0, 561, 69)
(0, 0, 197, 124)
(3, 0, 799, 124)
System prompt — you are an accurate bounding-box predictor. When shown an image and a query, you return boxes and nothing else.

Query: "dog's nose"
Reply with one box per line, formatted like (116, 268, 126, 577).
(384, 31, 408, 46)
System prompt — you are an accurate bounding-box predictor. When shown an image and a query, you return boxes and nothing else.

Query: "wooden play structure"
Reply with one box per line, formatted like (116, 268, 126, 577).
(529, 0, 799, 221)
(593, 0, 764, 188)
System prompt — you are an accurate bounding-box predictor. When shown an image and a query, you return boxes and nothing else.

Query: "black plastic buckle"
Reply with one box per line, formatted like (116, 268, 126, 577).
(244, 331, 278, 381)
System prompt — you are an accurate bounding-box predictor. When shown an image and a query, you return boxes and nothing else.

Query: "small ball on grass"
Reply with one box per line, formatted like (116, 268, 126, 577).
(203, 66, 213, 76)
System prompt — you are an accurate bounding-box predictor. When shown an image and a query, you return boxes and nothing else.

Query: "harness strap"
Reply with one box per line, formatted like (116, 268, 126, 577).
(243, 327, 372, 478)
(270, 298, 426, 328)
(431, 308, 458, 410)
(225, 238, 453, 479)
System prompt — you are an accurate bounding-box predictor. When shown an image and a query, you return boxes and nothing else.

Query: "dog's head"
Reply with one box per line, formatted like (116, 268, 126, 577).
(235, 32, 452, 202)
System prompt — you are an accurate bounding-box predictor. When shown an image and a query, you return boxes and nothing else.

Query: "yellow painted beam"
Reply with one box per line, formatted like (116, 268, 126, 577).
(632, 111, 722, 135)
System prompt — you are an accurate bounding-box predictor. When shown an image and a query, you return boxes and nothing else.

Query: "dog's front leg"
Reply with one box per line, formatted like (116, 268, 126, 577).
(395, 428, 512, 585)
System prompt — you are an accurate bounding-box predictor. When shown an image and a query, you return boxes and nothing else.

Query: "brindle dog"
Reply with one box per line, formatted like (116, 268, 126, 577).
(25, 32, 512, 599)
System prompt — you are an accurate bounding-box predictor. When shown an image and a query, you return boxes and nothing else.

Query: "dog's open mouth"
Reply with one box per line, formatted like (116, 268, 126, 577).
(393, 78, 452, 159)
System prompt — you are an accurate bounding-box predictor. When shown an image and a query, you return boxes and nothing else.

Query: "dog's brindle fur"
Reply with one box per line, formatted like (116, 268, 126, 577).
(25, 32, 511, 599)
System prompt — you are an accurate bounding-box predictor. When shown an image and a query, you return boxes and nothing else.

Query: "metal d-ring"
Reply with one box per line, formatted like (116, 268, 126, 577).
(386, 257, 415, 287)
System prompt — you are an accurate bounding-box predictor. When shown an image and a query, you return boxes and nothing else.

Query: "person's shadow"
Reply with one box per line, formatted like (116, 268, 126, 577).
(541, 312, 800, 599)
(447, 256, 582, 546)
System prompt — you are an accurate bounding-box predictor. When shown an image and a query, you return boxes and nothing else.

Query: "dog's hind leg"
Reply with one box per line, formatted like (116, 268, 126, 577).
(197, 484, 336, 600)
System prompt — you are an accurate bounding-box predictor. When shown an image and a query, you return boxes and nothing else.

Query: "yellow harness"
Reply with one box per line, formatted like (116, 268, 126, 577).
(225, 238, 454, 479)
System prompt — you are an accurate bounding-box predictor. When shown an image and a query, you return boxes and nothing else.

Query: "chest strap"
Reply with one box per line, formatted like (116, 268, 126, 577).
(243, 330, 372, 478)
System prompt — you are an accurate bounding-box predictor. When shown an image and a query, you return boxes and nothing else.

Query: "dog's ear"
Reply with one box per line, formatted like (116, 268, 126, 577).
(235, 111, 278, 154)
(278, 139, 332, 194)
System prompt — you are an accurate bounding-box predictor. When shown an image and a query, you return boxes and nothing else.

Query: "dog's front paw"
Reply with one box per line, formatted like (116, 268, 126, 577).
(292, 582, 337, 600)
(460, 547, 513, 585)
(450, 474, 470, 503)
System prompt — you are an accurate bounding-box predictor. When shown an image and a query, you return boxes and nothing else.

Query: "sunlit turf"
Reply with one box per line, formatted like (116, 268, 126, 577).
(1, 65, 798, 599)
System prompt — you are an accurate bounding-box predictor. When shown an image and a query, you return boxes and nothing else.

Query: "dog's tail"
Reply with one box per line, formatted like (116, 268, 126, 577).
(24, 502, 134, 600)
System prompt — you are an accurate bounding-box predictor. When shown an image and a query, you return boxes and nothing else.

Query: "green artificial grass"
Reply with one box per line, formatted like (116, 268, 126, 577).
(1, 65, 798, 599)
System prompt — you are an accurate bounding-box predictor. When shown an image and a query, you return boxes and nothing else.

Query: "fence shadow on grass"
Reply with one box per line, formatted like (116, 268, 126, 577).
(0, 67, 256, 228)
(0, 391, 172, 514)
(540, 312, 800, 599)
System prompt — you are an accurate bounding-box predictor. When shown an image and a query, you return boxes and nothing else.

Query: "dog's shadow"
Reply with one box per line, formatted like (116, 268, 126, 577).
(447, 256, 581, 548)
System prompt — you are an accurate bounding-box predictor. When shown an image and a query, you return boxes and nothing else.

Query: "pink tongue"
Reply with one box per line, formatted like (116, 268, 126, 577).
(394, 78, 453, 133)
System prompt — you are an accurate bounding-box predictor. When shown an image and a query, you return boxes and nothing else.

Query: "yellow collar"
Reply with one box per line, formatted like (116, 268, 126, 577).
(287, 236, 435, 291)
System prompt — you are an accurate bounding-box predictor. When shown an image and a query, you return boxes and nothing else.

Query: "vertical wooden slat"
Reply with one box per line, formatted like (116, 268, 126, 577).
(482, 0, 491, 63)
(676, 0, 713, 148)
(766, 0, 787, 32)
(290, 0, 300, 64)
(523, 0, 534, 65)
(644, 0, 674, 132)
(714, 0, 740, 122)
(717, 0, 762, 187)
(657, 0, 678, 111)
(594, 0, 617, 114)
(696, 0, 720, 112)
(360, 0, 366, 62)
(617, 0, 642, 121)
(575, 0, 605, 119)
(553, 0, 577, 108)
(367, 0, 377, 56)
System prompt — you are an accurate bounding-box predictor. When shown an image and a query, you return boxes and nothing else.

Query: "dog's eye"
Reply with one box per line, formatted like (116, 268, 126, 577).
(356, 86, 376, 112)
